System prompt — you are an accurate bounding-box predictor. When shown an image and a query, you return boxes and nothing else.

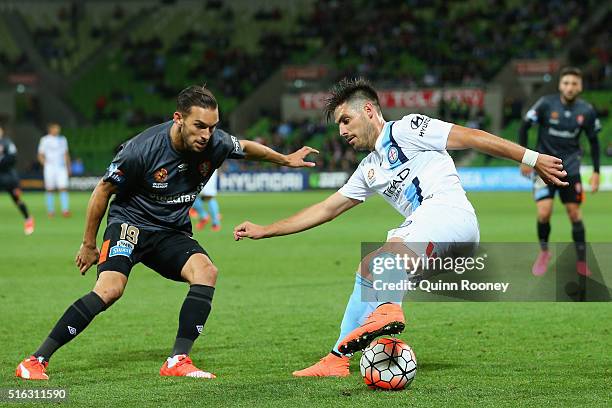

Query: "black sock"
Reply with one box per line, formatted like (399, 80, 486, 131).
(9, 190, 29, 219)
(572, 220, 586, 262)
(34, 292, 106, 362)
(17, 202, 29, 219)
(537, 221, 551, 251)
(172, 284, 215, 356)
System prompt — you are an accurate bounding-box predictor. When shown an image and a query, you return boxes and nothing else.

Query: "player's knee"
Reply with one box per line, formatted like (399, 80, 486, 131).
(93, 273, 127, 305)
(537, 210, 551, 223)
(567, 209, 581, 223)
(93, 285, 124, 305)
(196, 263, 218, 284)
(182, 254, 217, 285)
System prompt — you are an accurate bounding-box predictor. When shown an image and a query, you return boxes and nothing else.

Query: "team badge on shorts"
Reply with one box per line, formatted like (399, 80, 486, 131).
(388, 147, 399, 164)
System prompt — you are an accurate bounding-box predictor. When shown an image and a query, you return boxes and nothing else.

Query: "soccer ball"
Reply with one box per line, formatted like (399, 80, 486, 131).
(360, 338, 417, 390)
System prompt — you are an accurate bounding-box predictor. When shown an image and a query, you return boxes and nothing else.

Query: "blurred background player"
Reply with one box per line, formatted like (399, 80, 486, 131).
(38, 123, 71, 217)
(519, 67, 601, 277)
(0, 125, 34, 235)
(191, 169, 222, 231)
(235, 78, 568, 377)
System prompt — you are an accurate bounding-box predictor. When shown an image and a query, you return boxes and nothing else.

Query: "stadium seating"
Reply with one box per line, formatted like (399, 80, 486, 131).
(1, 0, 608, 174)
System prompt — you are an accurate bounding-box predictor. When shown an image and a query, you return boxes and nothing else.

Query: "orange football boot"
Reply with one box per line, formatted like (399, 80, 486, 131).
(293, 353, 350, 377)
(337, 303, 405, 355)
(160, 354, 215, 378)
(196, 216, 211, 230)
(24, 217, 35, 235)
(16, 356, 49, 380)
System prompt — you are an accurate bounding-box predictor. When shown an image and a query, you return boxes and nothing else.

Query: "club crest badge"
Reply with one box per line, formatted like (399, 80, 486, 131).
(154, 168, 168, 182)
(388, 146, 399, 164)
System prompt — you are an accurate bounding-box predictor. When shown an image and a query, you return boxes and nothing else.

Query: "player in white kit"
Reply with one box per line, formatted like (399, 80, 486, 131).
(38, 123, 71, 217)
(192, 170, 222, 231)
(233, 78, 567, 377)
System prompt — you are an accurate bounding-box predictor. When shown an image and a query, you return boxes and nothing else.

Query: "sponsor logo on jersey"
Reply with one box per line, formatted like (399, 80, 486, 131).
(418, 117, 432, 137)
(399, 219, 412, 228)
(107, 163, 125, 184)
(109, 239, 134, 258)
(564, 110, 571, 118)
(154, 168, 168, 182)
(231, 135, 241, 153)
(149, 192, 198, 204)
(548, 128, 579, 138)
(388, 146, 399, 164)
(410, 115, 424, 129)
(152, 182, 168, 189)
(383, 167, 411, 201)
(178, 163, 189, 172)
(198, 161, 212, 177)
(576, 114, 584, 125)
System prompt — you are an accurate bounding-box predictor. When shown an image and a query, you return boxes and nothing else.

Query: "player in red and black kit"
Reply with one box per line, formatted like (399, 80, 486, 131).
(0, 125, 34, 235)
(15, 85, 318, 380)
(519, 67, 601, 277)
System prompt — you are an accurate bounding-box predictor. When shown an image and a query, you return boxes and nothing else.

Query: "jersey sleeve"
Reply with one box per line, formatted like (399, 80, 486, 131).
(391, 114, 453, 151)
(584, 108, 602, 139)
(102, 140, 142, 189)
(37, 138, 45, 156)
(524, 97, 546, 123)
(337, 163, 374, 202)
(215, 129, 245, 160)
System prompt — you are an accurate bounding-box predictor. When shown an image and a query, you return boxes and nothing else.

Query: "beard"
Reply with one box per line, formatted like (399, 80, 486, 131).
(359, 120, 378, 151)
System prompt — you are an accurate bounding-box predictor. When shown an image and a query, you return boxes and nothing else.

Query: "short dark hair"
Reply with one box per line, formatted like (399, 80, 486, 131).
(324, 77, 381, 121)
(560, 66, 582, 79)
(177, 85, 218, 115)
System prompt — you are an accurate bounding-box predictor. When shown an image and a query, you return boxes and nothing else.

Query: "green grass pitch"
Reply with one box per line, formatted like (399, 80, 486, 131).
(0, 191, 610, 407)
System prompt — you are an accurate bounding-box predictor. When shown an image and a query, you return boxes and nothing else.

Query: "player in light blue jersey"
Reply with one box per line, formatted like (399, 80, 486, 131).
(234, 78, 567, 377)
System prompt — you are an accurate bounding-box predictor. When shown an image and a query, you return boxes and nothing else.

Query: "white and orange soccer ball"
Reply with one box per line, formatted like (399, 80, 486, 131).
(359, 338, 417, 390)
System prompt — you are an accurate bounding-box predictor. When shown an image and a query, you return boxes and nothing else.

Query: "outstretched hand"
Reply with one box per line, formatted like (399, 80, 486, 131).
(75, 243, 100, 275)
(285, 146, 319, 168)
(534, 154, 568, 187)
(234, 221, 268, 241)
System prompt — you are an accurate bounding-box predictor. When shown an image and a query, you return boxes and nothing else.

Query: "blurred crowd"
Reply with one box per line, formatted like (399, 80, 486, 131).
(0, 0, 608, 173)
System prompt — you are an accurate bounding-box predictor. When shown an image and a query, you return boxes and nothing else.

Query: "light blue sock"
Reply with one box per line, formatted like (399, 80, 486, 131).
(46, 192, 55, 214)
(193, 197, 208, 219)
(333, 274, 376, 354)
(332, 252, 407, 355)
(60, 191, 69, 212)
(208, 198, 220, 225)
